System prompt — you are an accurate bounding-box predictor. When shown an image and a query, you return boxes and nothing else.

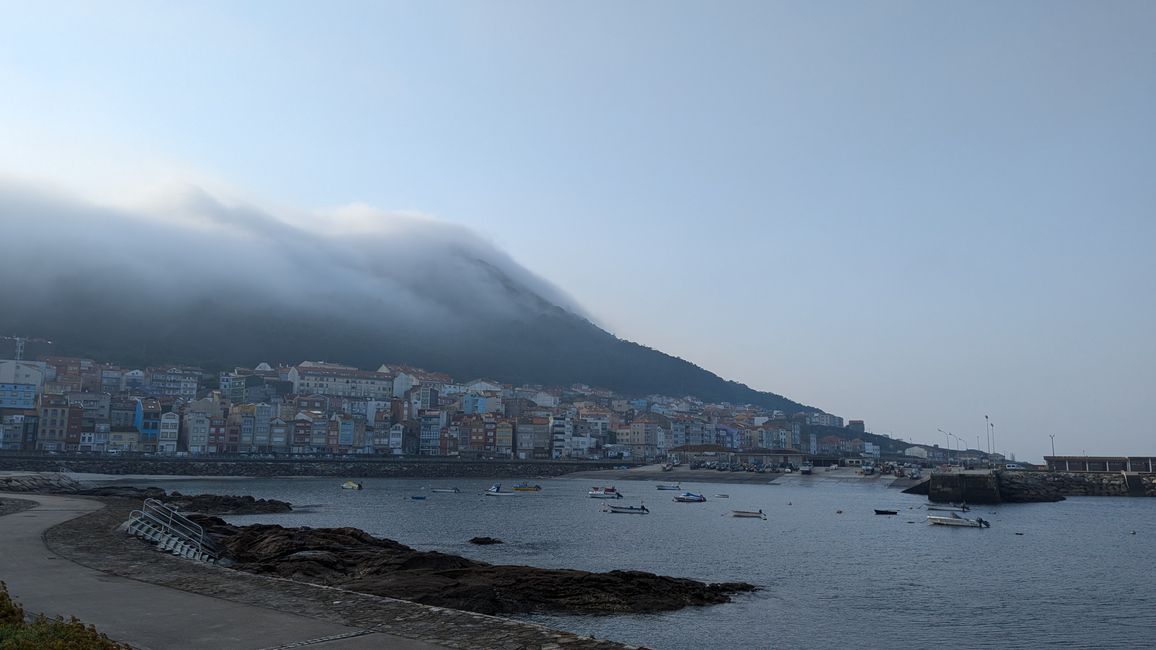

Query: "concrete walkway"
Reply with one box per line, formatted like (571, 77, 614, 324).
(0, 493, 445, 649)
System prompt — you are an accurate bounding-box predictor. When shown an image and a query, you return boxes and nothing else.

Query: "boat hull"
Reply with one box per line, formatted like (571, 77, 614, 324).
(926, 515, 988, 527)
(731, 511, 766, 519)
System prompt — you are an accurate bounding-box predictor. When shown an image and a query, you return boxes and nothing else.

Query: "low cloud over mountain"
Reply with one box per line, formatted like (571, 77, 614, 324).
(0, 177, 813, 412)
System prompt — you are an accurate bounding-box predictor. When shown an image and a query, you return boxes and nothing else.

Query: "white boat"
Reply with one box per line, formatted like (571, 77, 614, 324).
(431, 487, 460, 493)
(655, 484, 681, 490)
(604, 503, 649, 514)
(927, 513, 990, 528)
(673, 491, 706, 503)
(484, 483, 515, 496)
(588, 486, 624, 499)
(341, 480, 363, 490)
(731, 510, 767, 519)
(714, 494, 730, 498)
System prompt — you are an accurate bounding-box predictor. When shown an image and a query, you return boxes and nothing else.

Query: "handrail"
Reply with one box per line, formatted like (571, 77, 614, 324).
(128, 498, 217, 559)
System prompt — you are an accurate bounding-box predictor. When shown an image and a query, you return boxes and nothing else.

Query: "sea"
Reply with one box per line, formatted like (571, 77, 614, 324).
(118, 474, 1155, 649)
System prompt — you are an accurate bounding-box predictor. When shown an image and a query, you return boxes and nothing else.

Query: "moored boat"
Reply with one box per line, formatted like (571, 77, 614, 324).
(874, 509, 899, 515)
(484, 483, 515, 496)
(410, 495, 426, 500)
(673, 491, 707, 503)
(655, 484, 681, 490)
(431, 487, 461, 493)
(512, 482, 542, 492)
(604, 503, 649, 515)
(731, 510, 766, 519)
(341, 480, 363, 490)
(589, 486, 624, 499)
(927, 513, 990, 528)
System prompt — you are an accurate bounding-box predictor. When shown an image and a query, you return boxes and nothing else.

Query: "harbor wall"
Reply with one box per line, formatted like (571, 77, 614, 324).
(0, 455, 623, 479)
(925, 470, 1156, 503)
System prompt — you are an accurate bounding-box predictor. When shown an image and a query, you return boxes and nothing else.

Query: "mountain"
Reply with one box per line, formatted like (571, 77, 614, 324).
(0, 179, 816, 412)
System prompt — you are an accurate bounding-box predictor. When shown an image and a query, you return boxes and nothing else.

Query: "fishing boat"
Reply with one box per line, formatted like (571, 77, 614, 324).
(874, 509, 899, 515)
(673, 491, 707, 503)
(731, 510, 767, 519)
(604, 503, 649, 514)
(655, 484, 681, 490)
(588, 486, 624, 499)
(484, 483, 515, 496)
(341, 480, 363, 490)
(512, 482, 542, 492)
(431, 487, 461, 494)
(927, 503, 970, 512)
(927, 512, 990, 528)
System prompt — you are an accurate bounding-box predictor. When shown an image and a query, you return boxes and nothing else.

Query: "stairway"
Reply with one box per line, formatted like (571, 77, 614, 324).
(121, 498, 218, 563)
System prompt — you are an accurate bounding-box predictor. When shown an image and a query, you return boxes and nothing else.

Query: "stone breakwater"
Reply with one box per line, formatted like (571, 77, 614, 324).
(999, 471, 1156, 501)
(918, 470, 1156, 504)
(0, 455, 624, 479)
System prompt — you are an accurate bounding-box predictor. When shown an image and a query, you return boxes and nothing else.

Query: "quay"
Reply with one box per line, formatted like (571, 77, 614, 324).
(923, 468, 1156, 504)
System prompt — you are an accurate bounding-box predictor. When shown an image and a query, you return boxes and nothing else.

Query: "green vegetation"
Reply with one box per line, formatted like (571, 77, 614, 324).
(0, 582, 129, 650)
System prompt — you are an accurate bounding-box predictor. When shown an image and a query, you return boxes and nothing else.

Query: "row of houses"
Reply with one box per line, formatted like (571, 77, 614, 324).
(4, 356, 898, 461)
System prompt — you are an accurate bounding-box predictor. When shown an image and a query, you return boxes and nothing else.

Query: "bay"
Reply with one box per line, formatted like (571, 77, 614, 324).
(129, 475, 1156, 649)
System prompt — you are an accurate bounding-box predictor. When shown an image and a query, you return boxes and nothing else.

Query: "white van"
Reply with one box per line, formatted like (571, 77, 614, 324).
(1005, 463, 1023, 470)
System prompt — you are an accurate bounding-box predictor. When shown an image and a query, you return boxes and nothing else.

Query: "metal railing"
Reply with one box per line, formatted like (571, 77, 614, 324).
(128, 498, 216, 560)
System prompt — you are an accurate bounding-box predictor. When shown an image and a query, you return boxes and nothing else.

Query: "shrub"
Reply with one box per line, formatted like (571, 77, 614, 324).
(0, 582, 130, 649)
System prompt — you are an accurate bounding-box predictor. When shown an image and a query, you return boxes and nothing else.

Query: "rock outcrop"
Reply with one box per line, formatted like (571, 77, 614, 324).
(191, 517, 755, 616)
(72, 486, 292, 514)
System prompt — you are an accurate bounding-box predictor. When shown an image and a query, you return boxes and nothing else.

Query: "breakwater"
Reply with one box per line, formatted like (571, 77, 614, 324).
(920, 470, 1156, 503)
(0, 454, 625, 479)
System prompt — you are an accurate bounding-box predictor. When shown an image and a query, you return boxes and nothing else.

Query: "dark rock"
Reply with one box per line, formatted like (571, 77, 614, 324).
(469, 537, 503, 545)
(70, 487, 292, 514)
(189, 518, 756, 616)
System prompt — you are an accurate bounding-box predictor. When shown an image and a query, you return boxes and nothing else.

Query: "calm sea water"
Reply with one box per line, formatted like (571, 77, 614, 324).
(122, 475, 1156, 649)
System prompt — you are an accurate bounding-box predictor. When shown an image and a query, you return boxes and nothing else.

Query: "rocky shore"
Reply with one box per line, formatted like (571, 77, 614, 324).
(74, 485, 293, 515)
(193, 516, 755, 616)
(35, 497, 638, 649)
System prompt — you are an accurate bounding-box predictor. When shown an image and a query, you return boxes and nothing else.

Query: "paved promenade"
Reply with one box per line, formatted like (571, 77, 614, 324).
(0, 492, 443, 649)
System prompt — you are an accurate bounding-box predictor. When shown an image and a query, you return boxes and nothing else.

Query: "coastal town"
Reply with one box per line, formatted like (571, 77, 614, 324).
(1, 346, 1006, 468)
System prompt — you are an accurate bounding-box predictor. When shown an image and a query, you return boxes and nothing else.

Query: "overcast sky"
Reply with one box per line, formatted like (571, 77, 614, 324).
(2, 1, 1153, 461)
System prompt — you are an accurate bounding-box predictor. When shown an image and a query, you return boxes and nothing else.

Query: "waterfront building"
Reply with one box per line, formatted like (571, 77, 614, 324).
(157, 411, 180, 453)
(149, 367, 201, 400)
(184, 411, 211, 453)
(0, 383, 37, 409)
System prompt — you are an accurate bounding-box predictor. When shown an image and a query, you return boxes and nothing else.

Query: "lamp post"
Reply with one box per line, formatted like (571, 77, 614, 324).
(985, 415, 991, 455)
(938, 428, 952, 463)
(1049, 433, 1056, 468)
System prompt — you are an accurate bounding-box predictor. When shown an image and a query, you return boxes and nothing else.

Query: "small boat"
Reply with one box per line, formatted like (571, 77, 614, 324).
(589, 486, 624, 499)
(731, 510, 767, 519)
(655, 484, 681, 490)
(714, 494, 730, 498)
(927, 503, 970, 512)
(874, 509, 899, 515)
(341, 480, 363, 490)
(484, 483, 515, 496)
(512, 482, 542, 492)
(673, 491, 706, 503)
(410, 495, 426, 500)
(927, 513, 990, 528)
(604, 503, 649, 515)
(431, 487, 461, 494)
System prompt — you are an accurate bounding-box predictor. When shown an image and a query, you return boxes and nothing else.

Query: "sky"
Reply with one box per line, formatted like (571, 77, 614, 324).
(1, 1, 1154, 461)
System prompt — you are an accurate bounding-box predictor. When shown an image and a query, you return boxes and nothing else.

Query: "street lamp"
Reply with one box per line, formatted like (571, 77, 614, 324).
(938, 428, 952, 462)
(1049, 433, 1056, 465)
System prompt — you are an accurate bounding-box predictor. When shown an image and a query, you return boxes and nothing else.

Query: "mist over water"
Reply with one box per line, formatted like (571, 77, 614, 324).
(130, 476, 1156, 649)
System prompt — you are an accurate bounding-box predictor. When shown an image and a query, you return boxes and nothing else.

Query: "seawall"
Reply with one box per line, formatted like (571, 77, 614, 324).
(0, 455, 624, 479)
(921, 470, 1156, 503)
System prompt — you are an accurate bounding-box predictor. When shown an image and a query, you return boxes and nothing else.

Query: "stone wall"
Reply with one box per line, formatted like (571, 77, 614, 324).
(925, 470, 1156, 504)
(998, 471, 1156, 501)
(0, 455, 624, 479)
